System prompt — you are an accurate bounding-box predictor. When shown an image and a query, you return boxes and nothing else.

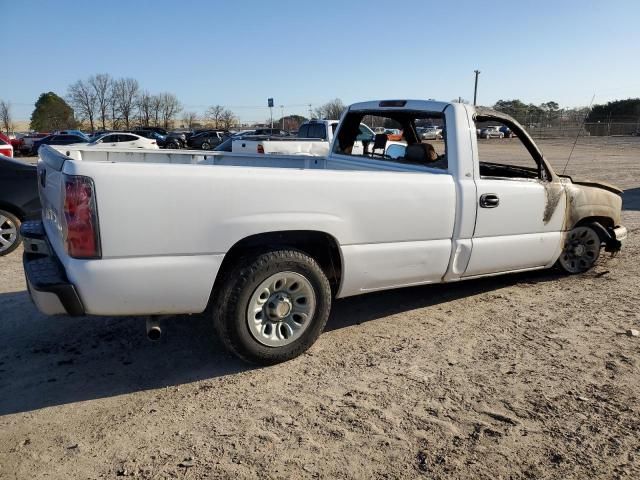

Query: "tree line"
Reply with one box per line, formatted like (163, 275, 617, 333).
(67, 74, 181, 132)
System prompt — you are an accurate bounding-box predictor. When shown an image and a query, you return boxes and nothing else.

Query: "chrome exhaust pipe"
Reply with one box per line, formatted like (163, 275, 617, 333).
(146, 316, 162, 341)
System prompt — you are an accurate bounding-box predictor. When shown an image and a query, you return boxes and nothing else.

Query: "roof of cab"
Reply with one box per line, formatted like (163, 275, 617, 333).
(348, 99, 451, 113)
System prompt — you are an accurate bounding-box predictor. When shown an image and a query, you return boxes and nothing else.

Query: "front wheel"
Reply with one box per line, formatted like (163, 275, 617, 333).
(213, 249, 332, 364)
(201, 142, 211, 150)
(0, 210, 21, 256)
(557, 226, 601, 274)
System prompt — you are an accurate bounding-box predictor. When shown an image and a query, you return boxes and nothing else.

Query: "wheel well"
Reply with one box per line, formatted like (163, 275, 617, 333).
(0, 202, 24, 221)
(574, 216, 614, 230)
(214, 230, 343, 295)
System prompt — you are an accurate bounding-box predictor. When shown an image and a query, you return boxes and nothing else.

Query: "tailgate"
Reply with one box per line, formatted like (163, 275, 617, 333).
(37, 145, 70, 256)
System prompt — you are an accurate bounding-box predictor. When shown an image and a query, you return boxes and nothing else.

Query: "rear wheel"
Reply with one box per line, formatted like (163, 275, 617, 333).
(557, 226, 601, 274)
(0, 210, 21, 256)
(213, 249, 332, 364)
(201, 142, 211, 150)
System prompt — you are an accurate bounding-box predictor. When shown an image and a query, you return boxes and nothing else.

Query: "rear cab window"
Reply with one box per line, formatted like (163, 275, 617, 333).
(299, 123, 327, 140)
(332, 110, 447, 171)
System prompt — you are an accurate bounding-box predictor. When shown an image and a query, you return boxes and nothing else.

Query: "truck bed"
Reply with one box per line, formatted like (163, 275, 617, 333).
(38, 145, 456, 315)
(52, 145, 430, 173)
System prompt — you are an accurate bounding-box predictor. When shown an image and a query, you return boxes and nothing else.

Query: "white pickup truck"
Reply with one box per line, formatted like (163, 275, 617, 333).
(232, 119, 378, 156)
(22, 99, 627, 364)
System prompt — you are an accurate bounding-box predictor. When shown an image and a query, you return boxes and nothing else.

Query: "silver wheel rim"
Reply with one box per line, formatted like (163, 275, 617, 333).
(0, 214, 18, 253)
(202, 143, 210, 149)
(246, 271, 316, 347)
(559, 227, 601, 273)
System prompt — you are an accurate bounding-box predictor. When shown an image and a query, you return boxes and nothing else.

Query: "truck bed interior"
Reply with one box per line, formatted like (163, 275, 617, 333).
(53, 146, 443, 174)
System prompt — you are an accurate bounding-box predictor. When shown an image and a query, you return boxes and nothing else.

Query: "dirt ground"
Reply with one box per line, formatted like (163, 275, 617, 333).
(1, 138, 639, 479)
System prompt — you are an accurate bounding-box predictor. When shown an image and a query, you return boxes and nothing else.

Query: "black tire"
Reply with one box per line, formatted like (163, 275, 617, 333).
(556, 225, 601, 274)
(212, 249, 332, 365)
(201, 142, 211, 150)
(168, 141, 180, 149)
(0, 209, 21, 256)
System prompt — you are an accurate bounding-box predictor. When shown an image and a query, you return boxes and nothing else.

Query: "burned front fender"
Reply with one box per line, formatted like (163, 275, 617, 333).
(562, 179, 623, 229)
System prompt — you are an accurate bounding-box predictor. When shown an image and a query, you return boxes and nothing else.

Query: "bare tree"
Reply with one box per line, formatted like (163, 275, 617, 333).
(0, 100, 11, 133)
(313, 98, 346, 120)
(89, 73, 112, 130)
(220, 109, 236, 130)
(150, 94, 162, 127)
(137, 91, 153, 127)
(159, 93, 181, 129)
(109, 79, 121, 130)
(67, 80, 97, 132)
(206, 105, 224, 128)
(182, 111, 198, 129)
(113, 78, 139, 129)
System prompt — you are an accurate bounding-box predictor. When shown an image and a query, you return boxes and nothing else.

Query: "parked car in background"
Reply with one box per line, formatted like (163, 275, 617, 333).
(32, 134, 88, 153)
(55, 130, 91, 141)
(88, 132, 159, 149)
(165, 131, 190, 149)
(0, 155, 40, 255)
(0, 133, 14, 157)
(499, 126, 516, 138)
(132, 130, 168, 148)
(478, 126, 505, 139)
(232, 120, 385, 156)
(9, 133, 25, 154)
(213, 131, 257, 152)
(18, 133, 49, 155)
(254, 128, 289, 136)
(187, 130, 227, 150)
(418, 126, 443, 140)
(136, 126, 168, 136)
(384, 128, 403, 141)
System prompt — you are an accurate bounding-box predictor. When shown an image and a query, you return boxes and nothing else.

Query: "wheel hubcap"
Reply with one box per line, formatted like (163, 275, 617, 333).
(0, 214, 18, 253)
(559, 227, 601, 273)
(247, 272, 316, 347)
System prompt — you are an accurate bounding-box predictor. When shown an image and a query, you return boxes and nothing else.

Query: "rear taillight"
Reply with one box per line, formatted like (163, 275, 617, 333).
(257, 144, 264, 154)
(62, 175, 101, 258)
(151, 141, 156, 144)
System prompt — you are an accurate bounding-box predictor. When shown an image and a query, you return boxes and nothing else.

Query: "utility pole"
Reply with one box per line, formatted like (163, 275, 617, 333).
(280, 105, 284, 130)
(308, 104, 313, 119)
(473, 69, 481, 106)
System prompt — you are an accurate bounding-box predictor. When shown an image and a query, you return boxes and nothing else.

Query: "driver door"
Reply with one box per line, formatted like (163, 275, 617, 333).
(464, 122, 566, 277)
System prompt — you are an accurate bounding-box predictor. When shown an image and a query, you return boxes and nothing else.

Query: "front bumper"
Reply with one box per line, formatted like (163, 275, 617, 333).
(614, 225, 627, 243)
(21, 221, 85, 316)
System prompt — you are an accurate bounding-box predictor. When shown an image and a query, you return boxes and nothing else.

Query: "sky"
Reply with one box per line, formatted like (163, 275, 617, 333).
(2, 0, 640, 123)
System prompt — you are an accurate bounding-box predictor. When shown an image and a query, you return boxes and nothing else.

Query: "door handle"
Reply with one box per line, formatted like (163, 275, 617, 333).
(480, 193, 500, 208)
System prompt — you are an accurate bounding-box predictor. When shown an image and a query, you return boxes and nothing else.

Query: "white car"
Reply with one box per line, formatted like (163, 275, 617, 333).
(419, 126, 443, 140)
(24, 99, 626, 365)
(88, 133, 160, 149)
(478, 126, 504, 139)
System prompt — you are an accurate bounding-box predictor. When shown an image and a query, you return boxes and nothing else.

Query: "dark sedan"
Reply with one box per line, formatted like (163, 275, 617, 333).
(32, 134, 88, 154)
(0, 155, 40, 255)
(187, 130, 227, 150)
(132, 130, 168, 148)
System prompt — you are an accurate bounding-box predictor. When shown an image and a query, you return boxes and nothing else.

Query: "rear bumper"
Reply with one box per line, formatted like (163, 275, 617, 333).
(21, 221, 85, 316)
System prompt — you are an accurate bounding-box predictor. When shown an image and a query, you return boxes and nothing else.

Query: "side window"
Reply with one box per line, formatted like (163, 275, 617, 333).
(474, 119, 542, 180)
(120, 135, 137, 142)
